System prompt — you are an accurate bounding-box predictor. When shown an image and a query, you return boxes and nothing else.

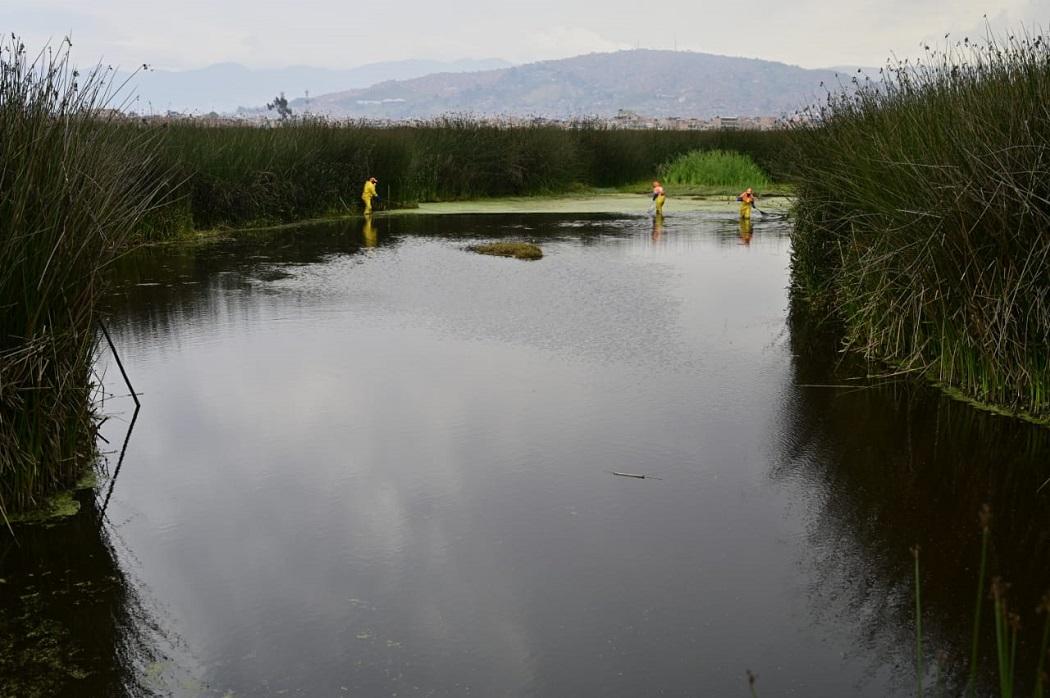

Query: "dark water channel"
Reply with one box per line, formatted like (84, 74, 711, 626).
(3, 211, 1048, 696)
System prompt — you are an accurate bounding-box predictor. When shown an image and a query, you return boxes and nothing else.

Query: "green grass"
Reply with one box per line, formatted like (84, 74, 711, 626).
(659, 149, 771, 190)
(789, 28, 1050, 420)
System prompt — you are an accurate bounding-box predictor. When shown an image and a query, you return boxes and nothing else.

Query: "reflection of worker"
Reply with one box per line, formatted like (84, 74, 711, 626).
(738, 218, 753, 246)
(651, 180, 666, 215)
(362, 215, 377, 247)
(651, 211, 664, 242)
(737, 187, 756, 220)
(362, 176, 379, 214)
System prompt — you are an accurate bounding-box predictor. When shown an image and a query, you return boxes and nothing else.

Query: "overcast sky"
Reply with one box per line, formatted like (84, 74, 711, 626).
(4, 0, 1046, 71)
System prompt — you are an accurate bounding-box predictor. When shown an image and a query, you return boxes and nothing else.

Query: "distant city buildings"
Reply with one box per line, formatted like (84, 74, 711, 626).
(117, 108, 789, 130)
(607, 110, 780, 130)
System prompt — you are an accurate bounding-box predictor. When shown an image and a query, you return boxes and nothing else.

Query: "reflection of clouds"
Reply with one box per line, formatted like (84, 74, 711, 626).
(102, 313, 546, 692)
(94, 217, 919, 695)
(274, 237, 692, 369)
(267, 215, 791, 375)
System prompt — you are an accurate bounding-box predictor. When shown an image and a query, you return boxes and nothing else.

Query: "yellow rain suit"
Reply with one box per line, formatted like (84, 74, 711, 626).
(737, 189, 755, 220)
(362, 179, 378, 214)
(652, 184, 666, 215)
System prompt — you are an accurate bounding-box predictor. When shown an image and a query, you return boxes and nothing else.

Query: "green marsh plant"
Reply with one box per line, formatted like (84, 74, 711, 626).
(134, 119, 791, 235)
(790, 29, 1050, 420)
(0, 36, 166, 519)
(659, 148, 771, 190)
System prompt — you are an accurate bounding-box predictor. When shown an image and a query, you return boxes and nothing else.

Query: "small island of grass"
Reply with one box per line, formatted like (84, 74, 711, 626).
(467, 242, 543, 260)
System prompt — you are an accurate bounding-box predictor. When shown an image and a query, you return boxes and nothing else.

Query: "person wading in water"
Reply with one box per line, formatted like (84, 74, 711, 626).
(737, 187, 756, 220)
(362, 176, 379, 214)
(651, 180, 667, 216)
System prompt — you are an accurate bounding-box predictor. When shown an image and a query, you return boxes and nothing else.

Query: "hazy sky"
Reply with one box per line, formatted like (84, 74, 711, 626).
(4, 0, 1046, 71)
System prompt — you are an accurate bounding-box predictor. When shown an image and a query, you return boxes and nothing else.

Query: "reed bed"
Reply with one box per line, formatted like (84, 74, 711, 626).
(789, 30, 1050, 420)
(0, 38, 167, 518)
(135, 119, 791, 237)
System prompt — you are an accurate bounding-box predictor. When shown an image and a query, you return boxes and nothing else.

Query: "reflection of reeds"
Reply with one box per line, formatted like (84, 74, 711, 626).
(0, 37, 166, 517)
(913, 545, 924, 694)
(0, 493, 176, 695)
(789, 29, 1050, 420)
(970, 505, 992, 694)
(912, 508, 1050, 697)
(783, 313, 1050, 695)
(1035, 593, 1050, 698)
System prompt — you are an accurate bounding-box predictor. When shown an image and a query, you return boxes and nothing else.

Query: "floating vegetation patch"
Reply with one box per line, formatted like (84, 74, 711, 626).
(6, 491, 81, 526)
(467, 242, 544, 260)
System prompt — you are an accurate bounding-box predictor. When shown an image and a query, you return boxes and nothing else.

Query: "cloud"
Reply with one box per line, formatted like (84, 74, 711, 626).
(5, 0, 1048, 71)
(521, 26, 631, 61)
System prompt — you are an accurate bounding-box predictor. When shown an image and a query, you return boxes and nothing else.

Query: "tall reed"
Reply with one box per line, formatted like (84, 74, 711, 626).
(132, 119, 792, 236)
(789, 29, 1050, 420)
(0, 38, 166, 518)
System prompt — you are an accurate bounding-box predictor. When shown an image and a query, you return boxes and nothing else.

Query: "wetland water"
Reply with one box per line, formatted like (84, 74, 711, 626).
(2, 210, 1048, 696)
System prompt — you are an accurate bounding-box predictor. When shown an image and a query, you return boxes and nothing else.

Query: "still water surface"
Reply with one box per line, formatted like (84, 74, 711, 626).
(3, 211, 1048, 696)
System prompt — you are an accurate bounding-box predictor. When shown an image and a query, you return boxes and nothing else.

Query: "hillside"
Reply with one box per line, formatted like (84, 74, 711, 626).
(291, 50, 842, 119)
(120, 58, 511, 114)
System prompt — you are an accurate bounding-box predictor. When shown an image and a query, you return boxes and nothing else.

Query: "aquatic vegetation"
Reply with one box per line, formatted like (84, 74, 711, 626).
(0, 37, 167, 517)
(467, 241, 543, 260)
(789, 29, 1050, 420)
(133, 119, 792, 237)
(659, 149, 771, 190)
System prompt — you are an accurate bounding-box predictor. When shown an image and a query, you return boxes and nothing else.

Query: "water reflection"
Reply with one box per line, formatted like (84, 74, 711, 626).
(738, 218, 753, 246)
(0, 490, 182, 696)
(362, 215, 378, 248)
(4, 211, 1046, 696)
(651, 212, 664, 242)
(98, 403, 140, 519)
(776, 314, 1050, 693)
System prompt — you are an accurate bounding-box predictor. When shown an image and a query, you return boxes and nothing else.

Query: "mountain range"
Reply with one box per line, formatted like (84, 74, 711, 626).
(119, 58, 512, 114)
(286, 50, 844, 120)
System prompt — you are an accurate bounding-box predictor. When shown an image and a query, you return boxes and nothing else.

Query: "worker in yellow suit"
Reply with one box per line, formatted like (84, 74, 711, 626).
(362, 176, 379, 214)
(737, 187, 755, 220)
(651, 180, 666, 215)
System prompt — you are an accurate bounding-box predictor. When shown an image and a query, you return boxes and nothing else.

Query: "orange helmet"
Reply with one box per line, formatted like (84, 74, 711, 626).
(653, 180, 661, 186)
